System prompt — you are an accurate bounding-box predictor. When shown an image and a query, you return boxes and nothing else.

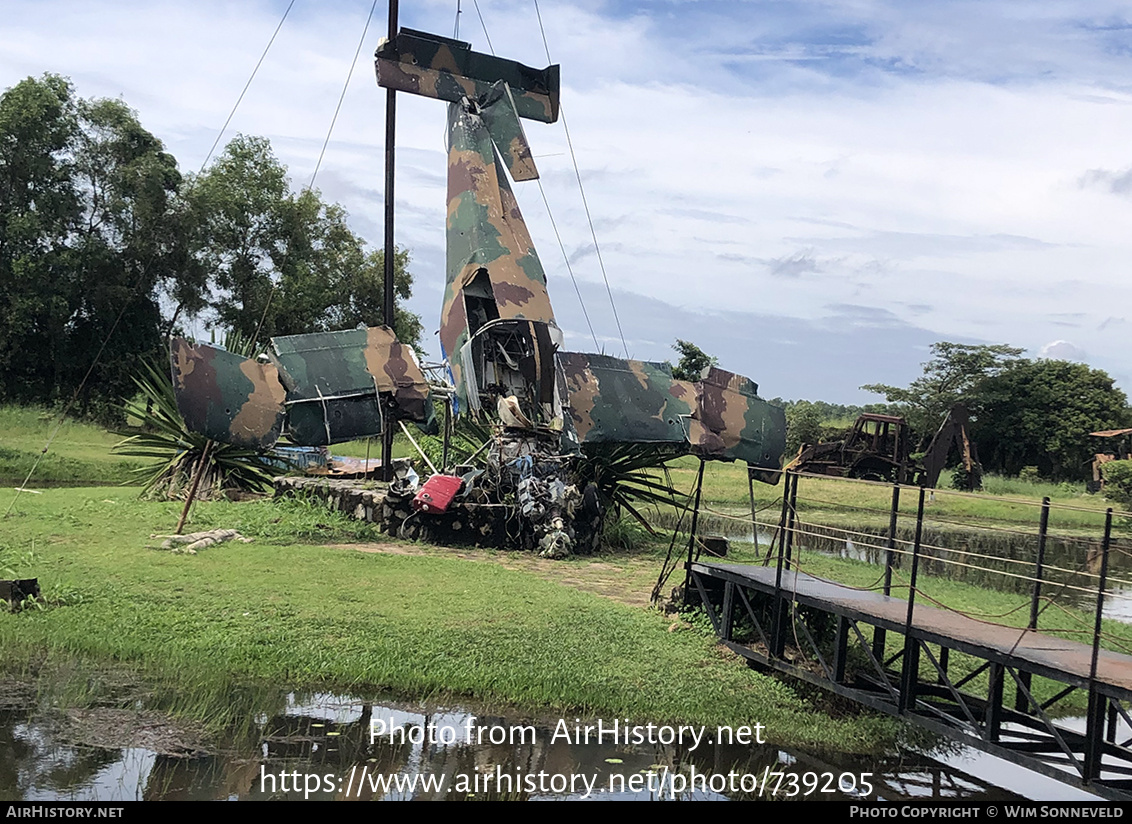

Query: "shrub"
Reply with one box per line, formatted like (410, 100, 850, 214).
(1102, 460, 1132, 508)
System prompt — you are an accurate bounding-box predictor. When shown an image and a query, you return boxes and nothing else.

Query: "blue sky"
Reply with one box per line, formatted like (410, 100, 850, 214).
(3, 0, 1130, 404)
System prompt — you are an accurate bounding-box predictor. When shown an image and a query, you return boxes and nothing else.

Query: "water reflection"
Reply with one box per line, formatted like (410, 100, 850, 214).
(0, 690, 1062, 801)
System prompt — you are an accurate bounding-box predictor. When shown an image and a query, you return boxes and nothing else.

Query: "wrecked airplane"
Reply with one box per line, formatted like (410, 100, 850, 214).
(170, 28, 786, 555)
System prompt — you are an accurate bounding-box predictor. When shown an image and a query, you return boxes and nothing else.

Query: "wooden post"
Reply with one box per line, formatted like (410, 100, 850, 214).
(175, 439, 213, 535)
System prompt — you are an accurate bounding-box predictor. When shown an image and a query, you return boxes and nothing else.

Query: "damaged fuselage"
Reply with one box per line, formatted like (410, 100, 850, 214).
(169, 28, 786, 555)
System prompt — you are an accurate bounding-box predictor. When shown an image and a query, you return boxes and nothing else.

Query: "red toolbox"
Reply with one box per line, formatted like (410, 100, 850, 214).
(412, 474, 465, 513)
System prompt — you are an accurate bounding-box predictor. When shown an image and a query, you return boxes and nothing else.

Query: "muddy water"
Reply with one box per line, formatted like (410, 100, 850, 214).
(0, 689, 1098, 801)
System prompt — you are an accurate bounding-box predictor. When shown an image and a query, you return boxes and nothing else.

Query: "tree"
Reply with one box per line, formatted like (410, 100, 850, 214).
(974, 359, 1130, 480)
(861, 342, 1024, 445)
(784, 400, 824, 455)
(0, 75, 194, 414)
(189, 136, 422, 351)
(669, 339, 717, 382)
(0, 76, 425, 415)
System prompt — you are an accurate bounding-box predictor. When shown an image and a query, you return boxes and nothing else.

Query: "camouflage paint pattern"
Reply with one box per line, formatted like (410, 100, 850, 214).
(558, 352, 692, 445)
(170, 337, 286, 450)
(170, 327, 430, 449)
(270, 326, 430, 445)
(557, 353, 786, 479)
(376, 29, 560, 412)
(686, 366, 786, 473)
(440, 101, 558, 407)
(375, 28, 559, 124)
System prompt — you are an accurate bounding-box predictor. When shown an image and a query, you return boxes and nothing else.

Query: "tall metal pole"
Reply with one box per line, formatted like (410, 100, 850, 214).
(381, 0, 399, 482)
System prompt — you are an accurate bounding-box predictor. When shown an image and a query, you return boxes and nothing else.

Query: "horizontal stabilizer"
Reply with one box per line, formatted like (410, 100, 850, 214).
(558, 352, 786, 479)
(170, 338, 286, 450)
(271, 326, 430, 446)
(376, 28, 559, 123)
(170, 327, 432, 449)
(558, 352, 692, 445)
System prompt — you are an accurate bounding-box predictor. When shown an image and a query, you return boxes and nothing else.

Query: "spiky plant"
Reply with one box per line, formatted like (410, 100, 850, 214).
(573, 443, 689, 532)
(114, 359, 277, 500)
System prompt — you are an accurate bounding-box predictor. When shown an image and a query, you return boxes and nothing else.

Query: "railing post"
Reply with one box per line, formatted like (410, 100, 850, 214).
(1085, 508, 1114, 782)
(873, 482, 901, 661)
(899, 486, 926, 714)
(748, 469, 759, 549)
(986, 663, 1005, 742)
(1017, 496, 1051, 711)
(772, 471, 797, 658)
(681, 458, 707, 608)
(1030, 496, 1051, 630)
(722, 581, 734, 642)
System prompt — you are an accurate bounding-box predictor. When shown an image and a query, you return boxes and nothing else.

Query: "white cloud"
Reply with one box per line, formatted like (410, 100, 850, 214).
(1040, 340, 1088, 360)
(2, 0, 1130, 398)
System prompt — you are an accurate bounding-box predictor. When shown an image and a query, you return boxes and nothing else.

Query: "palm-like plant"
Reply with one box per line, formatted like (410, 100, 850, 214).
(114, 359, 276, 500)
(573, 443, 689, 532)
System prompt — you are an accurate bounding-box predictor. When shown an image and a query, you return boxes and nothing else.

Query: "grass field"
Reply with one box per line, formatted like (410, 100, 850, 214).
(0, 487, 901, 753)
(2, 403, 1129, 753)
(0, 406, 145, 486)
(661, 455, 1120, 539)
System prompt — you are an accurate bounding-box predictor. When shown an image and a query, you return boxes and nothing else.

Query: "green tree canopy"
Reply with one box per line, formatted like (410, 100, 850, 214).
(188, 135, 422, 349)
(974, 359, 1130, 480)
(861, 342, 1024, 445)
(669, 339, 718, 382)
(0, 74, 193, 413)
(0, 76, 423, 415)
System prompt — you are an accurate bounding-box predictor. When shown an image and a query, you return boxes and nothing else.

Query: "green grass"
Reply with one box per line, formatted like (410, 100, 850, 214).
(0, 406, 144, 486)
(5, 407, 1129, 753)
(660, 456, 1123, 538)
(0, 487, 900, 754)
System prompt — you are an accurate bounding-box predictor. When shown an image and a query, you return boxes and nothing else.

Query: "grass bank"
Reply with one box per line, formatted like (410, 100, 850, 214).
(660, 456, 1124, 540)
(0, 406, 144, 486)
(0, 487, 901, 754)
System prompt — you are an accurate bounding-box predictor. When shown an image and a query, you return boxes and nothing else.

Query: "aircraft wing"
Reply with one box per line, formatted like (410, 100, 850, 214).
(170, 326, 432, 449)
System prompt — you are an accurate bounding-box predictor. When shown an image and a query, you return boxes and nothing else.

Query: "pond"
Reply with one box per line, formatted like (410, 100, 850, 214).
(0, 688, 1102, 801)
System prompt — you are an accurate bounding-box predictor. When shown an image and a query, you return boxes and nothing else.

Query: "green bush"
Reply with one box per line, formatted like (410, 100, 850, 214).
(1102, 460, 1132, 508)
(1018, 466, 1041, 483)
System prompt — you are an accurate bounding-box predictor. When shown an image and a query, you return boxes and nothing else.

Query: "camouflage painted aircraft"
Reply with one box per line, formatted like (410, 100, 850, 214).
(375, 29, 785, 473)
(170, 28, 785, 550)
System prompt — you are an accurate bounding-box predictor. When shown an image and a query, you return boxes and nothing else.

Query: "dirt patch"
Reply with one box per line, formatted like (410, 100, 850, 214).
(60, 707, 212, 757)
(329, 540, 668, 609)
(0, 679, 36, 710)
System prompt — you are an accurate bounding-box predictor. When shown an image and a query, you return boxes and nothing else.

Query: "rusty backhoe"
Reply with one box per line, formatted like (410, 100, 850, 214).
(785, 404, 979, 488)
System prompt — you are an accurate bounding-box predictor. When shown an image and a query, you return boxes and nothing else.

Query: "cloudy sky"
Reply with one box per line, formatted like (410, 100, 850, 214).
(3, 0, 1131, 403)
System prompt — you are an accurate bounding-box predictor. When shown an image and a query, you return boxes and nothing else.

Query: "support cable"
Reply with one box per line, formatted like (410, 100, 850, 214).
(251, 0, 381, 354)
(310, 0, 380, 188)
(532, 0, 629, 359)
(203, 0, 297, 170)
(471, 0, 493, 54)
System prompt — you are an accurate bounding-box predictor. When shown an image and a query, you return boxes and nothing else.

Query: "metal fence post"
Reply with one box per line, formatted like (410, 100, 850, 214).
(1017, 496, 1050, 711)
(873, 483, 901, 661)
(899, 486, 926, 714)
(1085, 508, 1114, 782)
(772, 471, 797, 658)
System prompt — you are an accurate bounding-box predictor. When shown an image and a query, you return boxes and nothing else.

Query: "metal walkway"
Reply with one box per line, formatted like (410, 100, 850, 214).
(683, 470, 1132, 800)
